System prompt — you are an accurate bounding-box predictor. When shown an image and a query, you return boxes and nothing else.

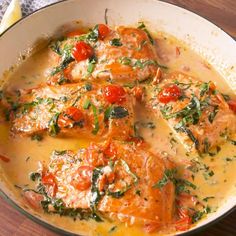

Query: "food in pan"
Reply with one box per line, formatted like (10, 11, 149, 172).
(0, 23, 235, 235)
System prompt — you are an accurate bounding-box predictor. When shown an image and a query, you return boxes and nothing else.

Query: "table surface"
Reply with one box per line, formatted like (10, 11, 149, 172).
(0, 0, 236, 236)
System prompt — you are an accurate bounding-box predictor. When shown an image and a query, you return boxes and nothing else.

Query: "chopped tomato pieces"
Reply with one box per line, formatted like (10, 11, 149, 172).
(98, 24, 110, 39)
(228, 99, 236, 113)
(0, 154, 10, 163)
(158, 84, 182, 104)
(71, 166, 93, 191)
(42, 172, 57, 197)
(103, 85, 126, 104)
(72, 41, 93, 62)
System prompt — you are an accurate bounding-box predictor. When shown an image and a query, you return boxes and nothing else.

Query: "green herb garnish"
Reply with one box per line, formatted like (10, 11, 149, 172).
(110, 38, 122, 46)
(48, 112, 60, 136)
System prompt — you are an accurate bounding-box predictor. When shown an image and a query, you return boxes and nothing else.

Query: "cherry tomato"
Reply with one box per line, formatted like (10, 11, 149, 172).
(98, 24, 110, 39)
(103, 142, 117, 157)
(103, 85, 126, 104)
(65, 107, 84, 121)
(58, 107, 84, 128)
(158, 84, 182, 104)
(228, 99, 236, 113)
(42, 172, 57, 197)
(72, 41, 93, 62)
(71, 166, 93, 191)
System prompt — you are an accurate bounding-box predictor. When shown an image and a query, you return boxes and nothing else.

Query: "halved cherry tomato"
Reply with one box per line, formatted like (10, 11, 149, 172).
(175, 216, 192, 231)
(103, 142, 117, 158)
(227, 99, 236, 113)
(65, 107, 84, 121)
(66, 29, 86, 38)
(103, 85, 126, 104)
(72, 41, 93, 62)
(71, 166, 93, 191)
(98, 24, 110, 39)
(58, 107, 84, 128)
(158, 84, 182, 104)
(42, 172, 57, 197)
(0, 154, 10, 163)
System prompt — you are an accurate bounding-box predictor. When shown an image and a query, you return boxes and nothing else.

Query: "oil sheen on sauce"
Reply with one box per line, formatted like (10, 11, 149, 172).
(0, 32, 235, 236)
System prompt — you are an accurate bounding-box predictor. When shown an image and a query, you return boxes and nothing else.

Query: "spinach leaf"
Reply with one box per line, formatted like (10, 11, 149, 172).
(199, 82, 210, 97)
(110, 38, 122, 46)
(208, 105, 219, 123)
(48, 112, 60, 136)
(110, 106, 129, 119)
(153, 169, 177, 189)
(91, 104, 99, 135)
(87, 56, 97, 75)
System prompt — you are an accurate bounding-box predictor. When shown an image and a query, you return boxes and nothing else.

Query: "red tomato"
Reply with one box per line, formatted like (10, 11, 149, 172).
(98, 24, 110, 39)
(72, 41, 93, 62)
(0, 154, 10, 163)
(175, 216, 191, 231)
(65, 107, 84, 121)
(103, 85, 126, 104)
(228, 99, 236, 113)
(42, 173, 57, 197)
(103, 142, 117, 158)
(71, 166, 93, 191)
(158, 84, 182, 104)
(58, 107, 84, 128)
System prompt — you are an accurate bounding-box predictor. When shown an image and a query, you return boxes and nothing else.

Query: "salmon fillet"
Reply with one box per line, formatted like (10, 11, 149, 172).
(148, 72, 236, 153)
(32, 141, 175, 230)
(10, 83, 135, 140)
(47, 25, 161, 85)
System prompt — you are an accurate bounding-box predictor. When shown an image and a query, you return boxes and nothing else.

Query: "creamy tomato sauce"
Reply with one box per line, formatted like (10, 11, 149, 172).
(0, 24, 236, 236)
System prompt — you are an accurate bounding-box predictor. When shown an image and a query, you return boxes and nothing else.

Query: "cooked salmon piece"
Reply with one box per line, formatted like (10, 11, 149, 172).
(47, 24, 162, 85)
(148, 72, 236, 153)
(10, 83, 135, 140)
(31, 140, 175, 231)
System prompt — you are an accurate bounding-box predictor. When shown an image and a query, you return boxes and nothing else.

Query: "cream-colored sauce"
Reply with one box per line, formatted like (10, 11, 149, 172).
(0, 32, 236, 236)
